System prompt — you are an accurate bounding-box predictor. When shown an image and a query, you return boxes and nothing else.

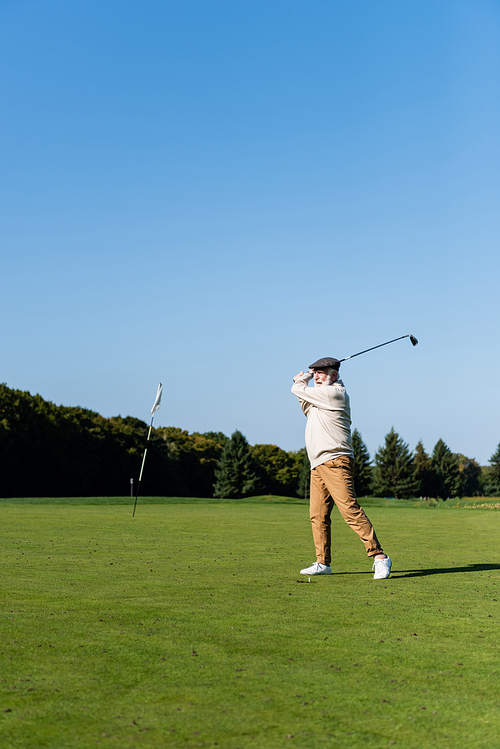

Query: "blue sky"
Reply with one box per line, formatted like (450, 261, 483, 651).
(2, 0, 499, 465)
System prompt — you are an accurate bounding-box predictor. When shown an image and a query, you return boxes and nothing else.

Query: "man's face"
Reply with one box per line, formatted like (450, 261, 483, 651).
(312, 368, 336, 386)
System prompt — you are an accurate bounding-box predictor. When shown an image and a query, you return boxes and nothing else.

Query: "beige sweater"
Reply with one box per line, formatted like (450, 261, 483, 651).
(291, 372, 354, 469)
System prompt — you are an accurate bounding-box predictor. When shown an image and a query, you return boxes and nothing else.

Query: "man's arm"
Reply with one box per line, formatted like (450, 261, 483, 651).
(291, 373, 345, 411)
(291, 371, 313, 415)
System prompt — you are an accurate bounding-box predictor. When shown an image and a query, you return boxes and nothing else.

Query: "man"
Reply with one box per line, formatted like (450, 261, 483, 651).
(292, 357, 391, 580)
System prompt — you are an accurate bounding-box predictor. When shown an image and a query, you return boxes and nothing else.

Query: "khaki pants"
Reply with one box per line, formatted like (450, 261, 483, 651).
(309, 456, 382, 565)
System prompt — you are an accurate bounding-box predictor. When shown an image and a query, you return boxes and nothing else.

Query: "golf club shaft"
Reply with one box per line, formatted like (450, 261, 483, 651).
(340, 334, 414, 362)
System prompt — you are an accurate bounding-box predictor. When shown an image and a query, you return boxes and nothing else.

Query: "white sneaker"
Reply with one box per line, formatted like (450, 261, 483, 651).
(300, 562, 332, 576)
(372, 556, 392, 579)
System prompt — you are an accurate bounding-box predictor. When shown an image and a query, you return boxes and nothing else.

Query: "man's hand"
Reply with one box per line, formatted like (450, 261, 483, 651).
(294, 370, 315, 381)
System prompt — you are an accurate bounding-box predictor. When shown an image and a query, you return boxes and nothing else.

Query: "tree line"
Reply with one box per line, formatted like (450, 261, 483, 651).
(0, 385, 307, 498)
(1, 384, 499, 499)
(211, 427, 500, 500)
(351, 426, 500, 499)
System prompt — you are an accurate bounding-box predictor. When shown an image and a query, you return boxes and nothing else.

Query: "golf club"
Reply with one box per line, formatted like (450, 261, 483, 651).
(339, 334, 418, 363)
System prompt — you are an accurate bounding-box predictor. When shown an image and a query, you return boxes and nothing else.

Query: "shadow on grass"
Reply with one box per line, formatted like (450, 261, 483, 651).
(332, 563, 500, 578)
(393, 563, 500, 578)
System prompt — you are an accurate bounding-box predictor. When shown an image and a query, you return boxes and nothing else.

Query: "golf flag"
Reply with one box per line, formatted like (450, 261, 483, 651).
(133, 382, 163, 517)
(151, 383, 162, 414)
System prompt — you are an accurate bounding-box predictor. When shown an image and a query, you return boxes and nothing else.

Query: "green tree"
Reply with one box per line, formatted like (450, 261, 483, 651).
(413, 440, 437, 497)
(455, 453, 481, 497)
(431, 439, 461, 499)
(156, 427, 227, 496)
(250, 443, 299, 496)
(351, 428, 372, 496)
(373, 428, 419, 499)
(483, 443, 500, 496)
(490, 443, 500, 482)
(213, 430, 258, 499)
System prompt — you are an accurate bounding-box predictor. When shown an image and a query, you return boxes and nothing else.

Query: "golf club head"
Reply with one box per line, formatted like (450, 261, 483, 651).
(409, 335, 418, 346)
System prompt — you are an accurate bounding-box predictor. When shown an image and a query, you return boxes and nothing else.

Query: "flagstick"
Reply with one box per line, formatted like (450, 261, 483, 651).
(133, 383, 162, 517)
(133, 418, 154, 516)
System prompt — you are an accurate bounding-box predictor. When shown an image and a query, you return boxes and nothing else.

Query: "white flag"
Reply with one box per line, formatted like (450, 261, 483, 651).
(151, 383, 163, 414)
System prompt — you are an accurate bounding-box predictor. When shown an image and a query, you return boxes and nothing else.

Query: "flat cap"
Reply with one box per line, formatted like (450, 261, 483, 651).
(309, 357, 341, 371)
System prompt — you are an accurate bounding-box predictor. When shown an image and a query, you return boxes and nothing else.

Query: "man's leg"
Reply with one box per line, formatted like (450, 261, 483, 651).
(314, 456, 383, 557)
(309, 468, 335, 565)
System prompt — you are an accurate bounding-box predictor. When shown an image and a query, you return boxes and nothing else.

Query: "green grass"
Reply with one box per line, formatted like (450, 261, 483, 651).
(5, 493, 499, 508)
(1, 500, 499, 748)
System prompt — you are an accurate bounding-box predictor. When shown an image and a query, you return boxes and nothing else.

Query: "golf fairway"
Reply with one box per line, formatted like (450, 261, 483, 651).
(1, 500, 499, 748)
